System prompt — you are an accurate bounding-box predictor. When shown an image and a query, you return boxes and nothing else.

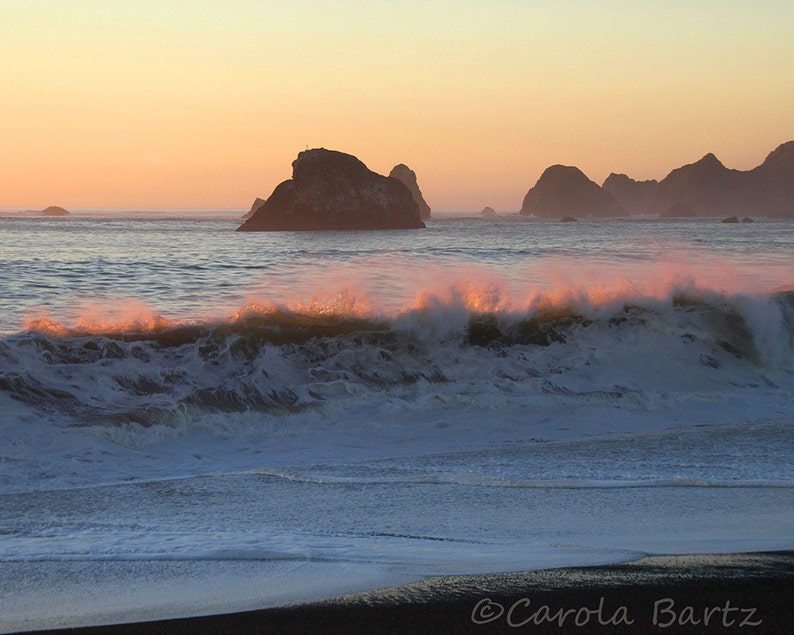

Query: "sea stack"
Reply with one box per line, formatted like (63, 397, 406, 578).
(388, 164, 431, 220)
(520, 165, 625, 218)
(238, 149, 426, 231)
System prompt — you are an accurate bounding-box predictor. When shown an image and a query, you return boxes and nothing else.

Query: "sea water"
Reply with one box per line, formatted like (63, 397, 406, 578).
(1, 211, 793, 630)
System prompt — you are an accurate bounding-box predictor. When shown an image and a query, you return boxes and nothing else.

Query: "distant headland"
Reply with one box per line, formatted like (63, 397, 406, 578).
(646, 141, 794, 217)
(238, 149, 427, 231)
(521, 140, 794, 218)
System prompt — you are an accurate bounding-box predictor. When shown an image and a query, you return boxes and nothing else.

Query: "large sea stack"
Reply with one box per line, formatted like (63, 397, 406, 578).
(388, 164, 431, 220)
(520, 165, 625, 218)
(238, 149, 426, 231)
(647, 141, 794, 217)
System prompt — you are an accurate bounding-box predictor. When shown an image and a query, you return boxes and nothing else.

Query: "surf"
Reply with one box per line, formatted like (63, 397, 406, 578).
(2, 284, 792, 430)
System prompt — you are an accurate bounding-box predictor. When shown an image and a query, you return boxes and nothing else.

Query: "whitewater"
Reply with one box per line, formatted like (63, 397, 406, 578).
(1, 211, 793, 631)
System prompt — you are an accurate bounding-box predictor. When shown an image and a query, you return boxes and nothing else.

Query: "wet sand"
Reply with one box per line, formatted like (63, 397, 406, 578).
(21, 551, 794, 634)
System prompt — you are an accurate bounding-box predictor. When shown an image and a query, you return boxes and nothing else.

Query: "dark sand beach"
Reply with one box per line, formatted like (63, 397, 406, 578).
(25, 552, 794, 635)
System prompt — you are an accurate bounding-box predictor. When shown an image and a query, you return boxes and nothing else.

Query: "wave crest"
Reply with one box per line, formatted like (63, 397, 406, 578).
(1, 286, 792, 432)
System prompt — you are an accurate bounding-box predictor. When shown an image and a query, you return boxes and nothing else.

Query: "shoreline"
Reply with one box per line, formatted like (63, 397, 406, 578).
(21, 551, 794, 634)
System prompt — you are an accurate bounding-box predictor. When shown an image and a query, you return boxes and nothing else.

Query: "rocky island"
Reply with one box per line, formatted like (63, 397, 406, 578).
(519, 165, 625, 218)
(40, 206, 70, 216)
(238, 149, 426, 231)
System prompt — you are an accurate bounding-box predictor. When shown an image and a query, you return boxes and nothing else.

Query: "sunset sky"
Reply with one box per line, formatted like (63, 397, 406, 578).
(2, 1, 792, 211)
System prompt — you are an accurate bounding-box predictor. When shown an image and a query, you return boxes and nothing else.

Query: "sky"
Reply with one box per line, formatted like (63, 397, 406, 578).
(2, 0, 793, 211)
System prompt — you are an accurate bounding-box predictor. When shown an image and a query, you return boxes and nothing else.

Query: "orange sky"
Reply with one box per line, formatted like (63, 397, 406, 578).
(2, 1, 792, 211)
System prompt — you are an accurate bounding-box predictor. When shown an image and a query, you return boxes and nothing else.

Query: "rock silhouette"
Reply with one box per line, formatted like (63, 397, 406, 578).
(238, 149, 426, 231)
(41, 206, 69, 216)
(242, 198, 266, 220)
(388, 164, 431, 220)
(602, 173, 658, 215)
(520, 165, 625, 218)
(648, 141, 794, 217)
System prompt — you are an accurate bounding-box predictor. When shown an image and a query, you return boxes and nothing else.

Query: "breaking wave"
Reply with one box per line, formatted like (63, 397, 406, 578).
(1, 285, 792, 432)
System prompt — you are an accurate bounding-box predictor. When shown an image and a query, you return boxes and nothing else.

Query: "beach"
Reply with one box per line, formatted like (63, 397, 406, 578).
(21, 552, 794, 634)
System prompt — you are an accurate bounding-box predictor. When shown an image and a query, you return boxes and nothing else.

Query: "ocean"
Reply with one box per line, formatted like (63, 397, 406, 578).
(1, 210, 793, 631)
